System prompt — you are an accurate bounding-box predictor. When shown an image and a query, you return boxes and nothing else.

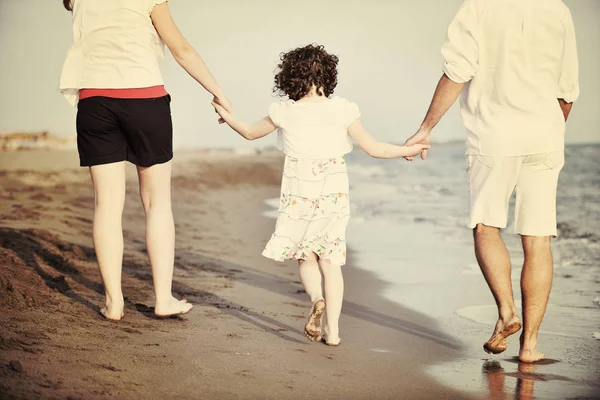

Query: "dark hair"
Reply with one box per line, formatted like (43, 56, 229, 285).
(63, 0, 72, 11)
(273, 44, 339, 101)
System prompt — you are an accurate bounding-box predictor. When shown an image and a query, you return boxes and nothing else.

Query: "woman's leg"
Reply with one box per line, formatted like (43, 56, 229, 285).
(137, 160, 192, 316)
(299, 253, 325, 341)
(90, 162, 127, 320)
(320, 260, 344, 345)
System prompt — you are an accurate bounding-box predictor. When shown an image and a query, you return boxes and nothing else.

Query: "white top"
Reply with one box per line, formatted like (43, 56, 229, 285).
(442, 0, 580, 156)
(268, 97, 360, 159)
(58, 0, 168, 106)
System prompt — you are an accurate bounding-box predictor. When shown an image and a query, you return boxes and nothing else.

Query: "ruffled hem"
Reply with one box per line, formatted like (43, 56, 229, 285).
(262, 234, 346, 265)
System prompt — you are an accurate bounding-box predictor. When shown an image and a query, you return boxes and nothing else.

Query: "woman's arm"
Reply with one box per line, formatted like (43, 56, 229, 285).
(151, 3, 231, 113)
(348, 120, 430, 159)
(212, 102, 277, 141)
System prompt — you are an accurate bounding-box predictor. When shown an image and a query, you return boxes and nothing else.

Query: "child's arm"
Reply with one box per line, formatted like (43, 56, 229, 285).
(348, 120, 430, 159)
(212, 101, 277, 141)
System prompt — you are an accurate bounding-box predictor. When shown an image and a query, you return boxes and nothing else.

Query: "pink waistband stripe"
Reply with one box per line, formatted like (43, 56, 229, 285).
(79, 86, 168, 100)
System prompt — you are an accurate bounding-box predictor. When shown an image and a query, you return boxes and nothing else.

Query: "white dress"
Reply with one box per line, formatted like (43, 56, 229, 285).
(261, 97, 360, 266)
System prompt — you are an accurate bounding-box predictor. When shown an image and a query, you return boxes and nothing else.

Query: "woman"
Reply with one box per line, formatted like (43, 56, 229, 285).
(59, 0, 231, 320)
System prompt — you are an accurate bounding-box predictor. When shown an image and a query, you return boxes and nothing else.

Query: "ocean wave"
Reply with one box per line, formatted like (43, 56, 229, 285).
(557, 222, 599, 243)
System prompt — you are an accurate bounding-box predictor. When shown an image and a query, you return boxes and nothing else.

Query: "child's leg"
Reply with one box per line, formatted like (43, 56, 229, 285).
(299, 253, 325, 341)
(298, 253, 323, 303)
(319, 260, 344, 344)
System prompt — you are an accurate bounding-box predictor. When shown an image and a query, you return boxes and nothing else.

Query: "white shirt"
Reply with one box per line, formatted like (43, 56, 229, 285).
(442, 0, 580, 156)
(58, 0, 168, 106)
(269, 97, 359, 159)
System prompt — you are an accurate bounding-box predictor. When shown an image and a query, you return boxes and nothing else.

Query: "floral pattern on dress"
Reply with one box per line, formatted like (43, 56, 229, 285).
(263, 155, 350, 266)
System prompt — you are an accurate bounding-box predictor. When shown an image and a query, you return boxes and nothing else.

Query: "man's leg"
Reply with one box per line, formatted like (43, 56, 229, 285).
(514, 151, 564, 362)
(519, 236, 552, 362)
(474, 224, 522, 354)
(467, 155, 523, 353)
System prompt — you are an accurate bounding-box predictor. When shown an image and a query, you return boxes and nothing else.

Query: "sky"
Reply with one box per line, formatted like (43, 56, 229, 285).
(0, 0, 598, 149)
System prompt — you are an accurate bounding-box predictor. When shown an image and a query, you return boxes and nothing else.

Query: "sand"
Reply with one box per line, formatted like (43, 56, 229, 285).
(0, 149, 478, 400)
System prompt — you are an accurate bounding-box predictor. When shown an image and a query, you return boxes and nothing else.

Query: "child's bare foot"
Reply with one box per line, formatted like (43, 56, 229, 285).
(155, 296, 193, 317)
(100, 297, 124, 321)
(519, 334, 545, 363)
(322, 326, 341, 346)
(484, 314, 521, 354)
(304, 299, 325, 342)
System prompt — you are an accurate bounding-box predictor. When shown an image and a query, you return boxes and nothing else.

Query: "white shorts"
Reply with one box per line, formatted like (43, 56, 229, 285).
(466, 151, 564, 236)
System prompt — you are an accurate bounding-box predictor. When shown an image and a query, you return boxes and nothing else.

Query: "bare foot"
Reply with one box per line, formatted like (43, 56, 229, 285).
(519, 349, 545, 363)
(100, 298, 124, 321)
(519, 334, 545, 363)
(304, 299, 325, 342)
(100, 307, 124, 321)
(155, 297, 193, 317)
(484, 314, 522, 354)
(322, 326, 341, 346)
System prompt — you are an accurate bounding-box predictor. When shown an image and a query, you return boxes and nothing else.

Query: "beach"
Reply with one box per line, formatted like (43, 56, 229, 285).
(1, 147, 599, 399)
(0, 149, 472, 400)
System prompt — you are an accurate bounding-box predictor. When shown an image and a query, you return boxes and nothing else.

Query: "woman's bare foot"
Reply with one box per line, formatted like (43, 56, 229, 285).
(484, 314, 522, 354)
(100, 297, 124, 321)
(322, 326, 341, 346)
(519, 334, 545, 363)
(155, 296, 193, 317)
(304, 299, 326, 342)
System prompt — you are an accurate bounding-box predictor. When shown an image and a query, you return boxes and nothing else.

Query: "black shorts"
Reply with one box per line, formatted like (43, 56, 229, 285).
(76, 95, 173, 167)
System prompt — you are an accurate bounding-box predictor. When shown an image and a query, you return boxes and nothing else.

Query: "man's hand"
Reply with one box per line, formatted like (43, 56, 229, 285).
(404, 128, 431, 161)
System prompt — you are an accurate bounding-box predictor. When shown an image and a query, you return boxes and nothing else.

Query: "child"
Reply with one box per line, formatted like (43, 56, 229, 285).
(212, 44, 429, 346)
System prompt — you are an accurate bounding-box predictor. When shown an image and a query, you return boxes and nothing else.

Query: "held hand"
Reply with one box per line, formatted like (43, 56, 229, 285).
(212, 94, 232, 124)
(211, 100, 230, 124)
(403, 128, 431, 161)
(403, 144, 431, 158)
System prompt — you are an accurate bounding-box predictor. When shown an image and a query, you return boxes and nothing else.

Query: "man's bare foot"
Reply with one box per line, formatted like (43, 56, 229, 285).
(155, 297, 193, 317)
(519, 349, 545, 363)
(519, 334, 545, 363)
(321, 326, 341, 346)
(304, 299, 325, 342)
(484, 314, 522, 354)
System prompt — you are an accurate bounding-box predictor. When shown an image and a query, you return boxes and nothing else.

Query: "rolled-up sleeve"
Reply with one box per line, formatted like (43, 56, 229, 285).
(442, 0, 479, 83)
(557, 7, 579, 103)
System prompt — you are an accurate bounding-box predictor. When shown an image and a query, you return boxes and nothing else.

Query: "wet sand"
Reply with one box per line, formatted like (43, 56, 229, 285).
(0, 149, 473, 399)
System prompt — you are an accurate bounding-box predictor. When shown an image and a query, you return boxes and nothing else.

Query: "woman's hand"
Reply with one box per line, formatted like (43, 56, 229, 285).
(212, 100, 230, 124)
(212, 94, 232, 124)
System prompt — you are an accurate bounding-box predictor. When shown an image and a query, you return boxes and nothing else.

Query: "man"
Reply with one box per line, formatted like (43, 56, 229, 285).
(405, 0, 579, 363)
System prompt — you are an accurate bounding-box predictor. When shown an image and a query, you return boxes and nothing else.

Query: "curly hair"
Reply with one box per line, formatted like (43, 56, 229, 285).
(273, 44, 339, 101)
(63, 0, 72, 11)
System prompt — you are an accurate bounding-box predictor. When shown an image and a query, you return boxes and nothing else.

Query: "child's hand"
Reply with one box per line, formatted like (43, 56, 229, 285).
(211, 100, 230, 124)
(403, 144, 431, 157)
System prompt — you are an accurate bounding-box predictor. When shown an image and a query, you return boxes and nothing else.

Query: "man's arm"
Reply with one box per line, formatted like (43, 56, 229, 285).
(558, 99, 573, 121)
(421, 74, 465, 131)
(404, 74, 464, 160)
(556, 6, 579, 123)
(405, 0, 477, 160)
